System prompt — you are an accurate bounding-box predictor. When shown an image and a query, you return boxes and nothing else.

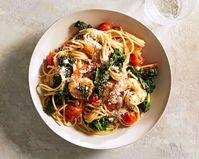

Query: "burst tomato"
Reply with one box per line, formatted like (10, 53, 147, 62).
(121, 112, 137, 125)
(89, 95, 99, 103)
(129, 53, 144, 66)
(65, 105, 83, 121)
(46, 52, 56, 66)
(98, 22, 112, 31)
(105, 103, 117, 112)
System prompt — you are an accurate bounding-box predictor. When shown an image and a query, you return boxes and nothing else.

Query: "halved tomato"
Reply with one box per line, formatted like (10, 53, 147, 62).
(129, 53, 144, 66)
(98, 22, 112, 31)
(46, 52, 56, 66)
(65, 105, 83, 121)
(121, 112, 137, 126)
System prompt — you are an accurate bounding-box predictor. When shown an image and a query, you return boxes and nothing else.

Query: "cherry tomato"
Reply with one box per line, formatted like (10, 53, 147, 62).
(105, 103, 117, 112)
(46, 52, 56, 66)
(65, 105, 83, 121)
(129, 53, 144, 66)
(98, 22, 112, 31)
(89, 95, 99, 103)
(121, 112, 137, 126)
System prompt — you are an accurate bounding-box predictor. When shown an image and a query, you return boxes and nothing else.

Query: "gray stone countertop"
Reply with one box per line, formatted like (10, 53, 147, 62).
(0, 0, 198, 159)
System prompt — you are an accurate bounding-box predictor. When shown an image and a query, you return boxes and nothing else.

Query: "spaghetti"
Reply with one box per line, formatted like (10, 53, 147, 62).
(37, 21, 158, 135)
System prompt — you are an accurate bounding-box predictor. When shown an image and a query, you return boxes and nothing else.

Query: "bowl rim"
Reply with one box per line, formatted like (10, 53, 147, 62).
(28, 9, 172, 149)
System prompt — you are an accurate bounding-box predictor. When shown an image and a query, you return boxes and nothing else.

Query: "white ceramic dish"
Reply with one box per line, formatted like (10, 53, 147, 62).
(29, 9, 171, 149)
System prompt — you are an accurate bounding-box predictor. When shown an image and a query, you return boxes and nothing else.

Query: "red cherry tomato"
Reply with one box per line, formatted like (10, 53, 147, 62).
(105, 103, 117, 112)
(129, 53, 144, 66)
(98, 22, 112, 31)
(121, 112, 137, 126)
(65, 105, 83, 121)
(46, 52, 56, 66)
(89, 95, 99, 103)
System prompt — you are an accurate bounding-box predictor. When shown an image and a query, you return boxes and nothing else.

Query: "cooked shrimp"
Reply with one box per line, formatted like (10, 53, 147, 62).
(124, 78, 147, 108)
(108, 78, 147, 110)
(68, 70, 94, 99)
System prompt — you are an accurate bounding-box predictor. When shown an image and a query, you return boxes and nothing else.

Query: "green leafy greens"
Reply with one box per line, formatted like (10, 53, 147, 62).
(45, 100, 55, 114)
(58, 55, 75, 67)
(127, 66, 158, 94)
(93, 66, 110, 96)
(127, 65, 158, 112)
(109, 48, 126, 69)
(138, 93, 151, 112)
(88, 117, 112, 131)
(45, 92, 63, 114)
(58, 55, 75, 78)
(74, 21, 92, 30)
(52, 74, 62, 88)
(80, 84, 90, 99)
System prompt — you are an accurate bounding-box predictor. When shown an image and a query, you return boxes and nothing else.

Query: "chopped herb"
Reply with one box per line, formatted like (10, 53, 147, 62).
(88, 117, 112, 131)
(74, 21, 92, 30)
(53, 74, 62, 88)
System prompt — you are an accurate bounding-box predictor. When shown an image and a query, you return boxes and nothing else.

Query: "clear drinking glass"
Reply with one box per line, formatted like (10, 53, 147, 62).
(144, 0, 197, 25)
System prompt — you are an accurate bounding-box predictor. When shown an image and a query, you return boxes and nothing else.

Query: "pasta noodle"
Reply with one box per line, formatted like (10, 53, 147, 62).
(37, 21, 158, 135)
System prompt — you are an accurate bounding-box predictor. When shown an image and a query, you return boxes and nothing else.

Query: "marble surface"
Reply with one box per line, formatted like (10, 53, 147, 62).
(0, 0, 198, 159)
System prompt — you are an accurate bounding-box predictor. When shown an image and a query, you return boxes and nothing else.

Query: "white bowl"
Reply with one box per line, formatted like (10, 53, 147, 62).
(29, 9, 171, 149)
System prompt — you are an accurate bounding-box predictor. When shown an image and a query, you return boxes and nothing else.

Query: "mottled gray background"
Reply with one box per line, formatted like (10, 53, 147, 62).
(0, 0, 199, 159)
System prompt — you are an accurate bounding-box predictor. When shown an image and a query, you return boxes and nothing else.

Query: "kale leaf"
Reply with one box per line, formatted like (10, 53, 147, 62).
(76, 34, 84, 40)
(63, 83, 73, 100)
(53, 74, 62, 88)
(44, 92, 63, 115)
(74, 21, 92, 30)
(109, 48, 126, 69)
(58, 56, 75, 78)
(100, 67, 110, 85)
(45, 99, 55, 114)
(93, 83, 103, 97)
(88, 117, 112, 131)
(54, 92, 63, 105)
(127, 66, 158, 112)
(93, 66, 110, 96)
(127, 66, 158, 94)
(58, 55, 75, 67)
(141, 69, 158, 93)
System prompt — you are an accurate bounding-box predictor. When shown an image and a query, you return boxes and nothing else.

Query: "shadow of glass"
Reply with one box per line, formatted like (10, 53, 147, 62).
(0, 35, 105, 158)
